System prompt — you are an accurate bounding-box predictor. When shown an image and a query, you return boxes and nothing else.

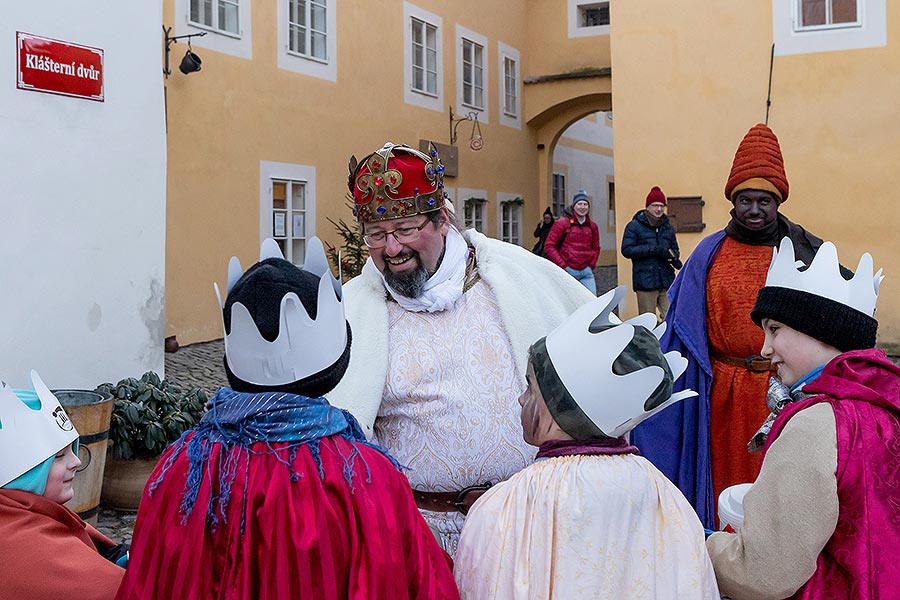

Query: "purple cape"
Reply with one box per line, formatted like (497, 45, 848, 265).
(630, 230, 725, 529)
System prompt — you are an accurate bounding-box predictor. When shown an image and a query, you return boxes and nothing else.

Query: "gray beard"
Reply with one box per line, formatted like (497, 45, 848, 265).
(385, 260, 431, 298)
(383, 246, 445, 299)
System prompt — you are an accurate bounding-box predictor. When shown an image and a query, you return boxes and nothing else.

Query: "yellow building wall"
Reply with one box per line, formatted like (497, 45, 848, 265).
(164, 0, 544, 344)
(610, 1, 900, 348)
(524, 1, 611, 76)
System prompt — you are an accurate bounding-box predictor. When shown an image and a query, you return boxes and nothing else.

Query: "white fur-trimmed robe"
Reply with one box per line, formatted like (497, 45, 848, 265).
(327, 229, 595, 436)
(454, 454, 721, 599)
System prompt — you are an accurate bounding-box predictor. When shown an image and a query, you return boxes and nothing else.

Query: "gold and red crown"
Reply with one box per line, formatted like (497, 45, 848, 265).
(348, 142, 446, 223)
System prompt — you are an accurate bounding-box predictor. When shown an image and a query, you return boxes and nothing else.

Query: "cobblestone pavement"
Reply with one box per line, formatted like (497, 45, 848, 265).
(165, 338, 229, 395)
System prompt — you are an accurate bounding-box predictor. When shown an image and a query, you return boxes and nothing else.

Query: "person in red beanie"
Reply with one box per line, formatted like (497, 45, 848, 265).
(631, 123, 843, 530)
(621, 186, 681, 321)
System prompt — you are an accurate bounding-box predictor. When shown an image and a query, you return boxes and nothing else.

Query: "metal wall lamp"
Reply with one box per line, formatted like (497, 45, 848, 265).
(449, 107, 485, 151)
(163, 25, 207, 78)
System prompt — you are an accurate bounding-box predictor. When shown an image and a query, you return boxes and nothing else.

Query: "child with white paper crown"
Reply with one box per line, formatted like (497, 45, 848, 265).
(117, 238, 459, 600)
(0, 371, 125, 600)
(707, 237, 900, 599)
(454, 286, 720, 599)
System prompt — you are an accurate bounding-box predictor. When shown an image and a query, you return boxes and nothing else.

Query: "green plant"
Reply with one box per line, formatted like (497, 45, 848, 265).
(96, 372, 206, 460)
(502, 196, 524, 206)
(324, 199, 369, 281)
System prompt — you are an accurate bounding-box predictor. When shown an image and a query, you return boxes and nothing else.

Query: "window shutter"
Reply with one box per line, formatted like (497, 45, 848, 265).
(667, 196, 706, 233)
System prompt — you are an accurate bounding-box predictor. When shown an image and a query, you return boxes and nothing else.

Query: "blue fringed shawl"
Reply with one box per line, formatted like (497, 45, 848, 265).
(148, 388, 400, 531)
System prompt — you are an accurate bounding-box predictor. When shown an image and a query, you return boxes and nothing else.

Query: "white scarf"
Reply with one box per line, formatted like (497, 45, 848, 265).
(383, 226, 469, 313)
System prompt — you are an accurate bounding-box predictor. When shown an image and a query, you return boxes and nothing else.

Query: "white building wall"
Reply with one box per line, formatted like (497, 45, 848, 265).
(0, 1, 167, 388)
(554, 112, 616, 258)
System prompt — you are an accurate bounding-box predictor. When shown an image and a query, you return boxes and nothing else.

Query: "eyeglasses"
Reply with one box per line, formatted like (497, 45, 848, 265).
(363, 218, 432, 248)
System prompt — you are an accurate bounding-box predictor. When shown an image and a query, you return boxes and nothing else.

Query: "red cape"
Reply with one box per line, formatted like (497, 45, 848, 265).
(0, 489, 124, 600)
(116, 435, 459, 599)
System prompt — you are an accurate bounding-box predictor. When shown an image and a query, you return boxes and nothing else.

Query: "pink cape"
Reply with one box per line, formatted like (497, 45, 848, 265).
(766, 348, 900, 599)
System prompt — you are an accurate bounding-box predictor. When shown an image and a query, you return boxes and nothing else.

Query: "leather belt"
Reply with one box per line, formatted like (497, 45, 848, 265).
(413, 482, 493, 516)
(711, 351, 776, 372)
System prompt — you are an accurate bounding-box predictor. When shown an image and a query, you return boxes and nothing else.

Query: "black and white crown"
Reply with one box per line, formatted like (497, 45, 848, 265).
(214, 237, 346, 387)
(544, 286, 696, 438)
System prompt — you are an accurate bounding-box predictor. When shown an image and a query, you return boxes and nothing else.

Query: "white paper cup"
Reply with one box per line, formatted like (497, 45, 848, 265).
(718, 483, 753, 531)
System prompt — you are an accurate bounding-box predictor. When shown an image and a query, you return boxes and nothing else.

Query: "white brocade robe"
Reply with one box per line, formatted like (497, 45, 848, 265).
(375, 279, 535, 555)
(455, 453, 721, 599)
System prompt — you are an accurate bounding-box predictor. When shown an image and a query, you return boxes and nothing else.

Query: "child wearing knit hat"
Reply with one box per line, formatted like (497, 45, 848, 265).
(544, 190, 601, 294)
(707, 238, 900, 599)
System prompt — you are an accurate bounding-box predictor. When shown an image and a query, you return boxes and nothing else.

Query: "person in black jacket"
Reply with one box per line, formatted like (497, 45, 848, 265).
(532, 207, 554, 256)
(621, 186, 681, 321)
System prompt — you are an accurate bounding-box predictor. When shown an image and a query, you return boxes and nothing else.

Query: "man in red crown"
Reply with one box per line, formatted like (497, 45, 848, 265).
(327, 142, 594, 555)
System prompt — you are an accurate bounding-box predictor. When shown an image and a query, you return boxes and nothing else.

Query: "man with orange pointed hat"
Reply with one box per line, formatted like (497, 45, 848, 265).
(328, 142, 594, 555)
(632, 124, 843, 529)
(116, 238, 459, 600)
(707, 238, 899, 599)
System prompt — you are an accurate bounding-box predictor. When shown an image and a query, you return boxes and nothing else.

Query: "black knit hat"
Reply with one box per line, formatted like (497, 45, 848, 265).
(751, 286, 877, 352)
(223, 258, 352, 397)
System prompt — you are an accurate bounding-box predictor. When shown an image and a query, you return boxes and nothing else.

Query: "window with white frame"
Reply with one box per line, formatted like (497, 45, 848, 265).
(261, 161, 316, 266)
(503, 57, 517, 117)
(797, 0, 859, 29)
(774, 0, 884, 55)
(464, 198, 486, 232)
(289, 0, 327, 60)
(190, 0, 239, 35)
(271, 180, 309, 265)
(497, 42, 520, 129)
(411, 17, 438, 95)
(462, 38, 485, 109)
(552, 173, 567, 216)
(580, 2, 610, 27)
(568, 0, 611, 37)
(500, 199, 522, 244)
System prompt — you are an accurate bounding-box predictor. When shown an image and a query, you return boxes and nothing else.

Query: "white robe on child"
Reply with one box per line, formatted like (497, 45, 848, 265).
(454, 452, 720, 599)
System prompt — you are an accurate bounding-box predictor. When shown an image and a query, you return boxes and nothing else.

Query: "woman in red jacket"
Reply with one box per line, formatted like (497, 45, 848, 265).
(544, 190, 601, 294)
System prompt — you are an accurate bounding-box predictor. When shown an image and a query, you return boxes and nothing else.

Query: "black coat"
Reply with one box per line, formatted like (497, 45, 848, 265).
(532, 221, 554, 255)
(621, 210, 680, 291)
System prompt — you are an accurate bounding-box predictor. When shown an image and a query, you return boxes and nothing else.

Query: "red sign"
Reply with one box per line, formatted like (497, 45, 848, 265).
(17, 32, 104, 102)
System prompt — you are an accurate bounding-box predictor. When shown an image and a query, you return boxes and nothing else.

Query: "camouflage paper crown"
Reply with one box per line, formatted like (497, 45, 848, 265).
(348, 142, 447, 223)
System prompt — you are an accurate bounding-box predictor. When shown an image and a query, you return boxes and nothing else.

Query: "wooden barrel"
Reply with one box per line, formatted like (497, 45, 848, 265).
(101, 455, 160, 511)
(54, 389, 113, 525)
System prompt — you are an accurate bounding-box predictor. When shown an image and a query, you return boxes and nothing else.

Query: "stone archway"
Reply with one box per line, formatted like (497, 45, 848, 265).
(526, 92, 613, 227)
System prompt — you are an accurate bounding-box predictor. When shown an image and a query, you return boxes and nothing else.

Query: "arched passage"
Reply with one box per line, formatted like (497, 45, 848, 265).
(527, 92, 613, 231)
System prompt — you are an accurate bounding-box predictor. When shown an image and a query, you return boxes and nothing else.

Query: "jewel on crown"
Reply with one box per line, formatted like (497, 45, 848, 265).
(544, 287, 696, 438)
(765, 237, 883, 317)
(349, 142, 446, 222)
(213, 237, 347, 388)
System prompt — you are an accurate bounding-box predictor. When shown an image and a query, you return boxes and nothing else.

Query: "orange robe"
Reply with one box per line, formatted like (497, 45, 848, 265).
(705, 237, 773, 507)
(0, 488, 124, 600)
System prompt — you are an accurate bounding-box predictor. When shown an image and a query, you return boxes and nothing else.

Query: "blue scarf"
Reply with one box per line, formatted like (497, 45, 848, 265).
(149, 388, 400, 532)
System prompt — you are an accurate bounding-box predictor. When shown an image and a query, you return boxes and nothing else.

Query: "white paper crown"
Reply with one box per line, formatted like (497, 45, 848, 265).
(545, 286, 697, 438)
(765, 237, 883, 316)
(0, 371, 79, 487)
(214, 237, 347, 387)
